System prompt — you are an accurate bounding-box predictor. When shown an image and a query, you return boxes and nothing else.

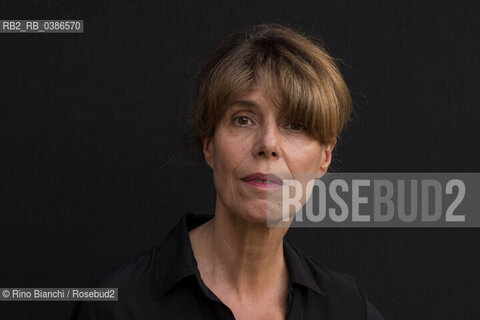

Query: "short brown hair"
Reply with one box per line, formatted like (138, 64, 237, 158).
(188, 23, 352, 148)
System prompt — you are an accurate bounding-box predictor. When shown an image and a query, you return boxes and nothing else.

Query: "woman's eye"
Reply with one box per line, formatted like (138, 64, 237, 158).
(233, 116, 253, 126)
(286, 122, 305, 132)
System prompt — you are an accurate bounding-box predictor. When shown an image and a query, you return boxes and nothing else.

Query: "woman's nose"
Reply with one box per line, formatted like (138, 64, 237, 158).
(253, 121, 281, 159)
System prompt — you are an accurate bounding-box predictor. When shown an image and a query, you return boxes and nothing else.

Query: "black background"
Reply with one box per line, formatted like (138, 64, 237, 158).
(1, 0, 480, 319)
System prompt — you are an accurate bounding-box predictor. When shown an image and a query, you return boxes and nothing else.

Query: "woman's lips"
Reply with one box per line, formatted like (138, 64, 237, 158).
(240, 172, 283, 189)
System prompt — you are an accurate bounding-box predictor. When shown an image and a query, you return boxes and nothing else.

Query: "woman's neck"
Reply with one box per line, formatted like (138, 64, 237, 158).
(188, 207, 289, 301)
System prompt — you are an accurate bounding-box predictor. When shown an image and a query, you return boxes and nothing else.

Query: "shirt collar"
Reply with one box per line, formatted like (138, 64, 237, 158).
(154, 212, 208, 298)
(283, 239, 325, 296)
(155, 212, 325, 298)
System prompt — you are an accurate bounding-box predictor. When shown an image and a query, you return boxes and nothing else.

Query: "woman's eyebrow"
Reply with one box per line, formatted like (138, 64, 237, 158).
(230, 100, 259, 109)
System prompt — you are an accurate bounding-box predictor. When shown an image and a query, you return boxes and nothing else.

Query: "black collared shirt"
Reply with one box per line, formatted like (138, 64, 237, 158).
(72, 213, 384, 319)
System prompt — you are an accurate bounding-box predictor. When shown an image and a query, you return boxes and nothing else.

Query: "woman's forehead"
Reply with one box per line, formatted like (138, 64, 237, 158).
(227, 85, 284, 111)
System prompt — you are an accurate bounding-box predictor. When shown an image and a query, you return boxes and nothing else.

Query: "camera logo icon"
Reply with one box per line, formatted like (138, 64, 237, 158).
(2, 289, 10, 298)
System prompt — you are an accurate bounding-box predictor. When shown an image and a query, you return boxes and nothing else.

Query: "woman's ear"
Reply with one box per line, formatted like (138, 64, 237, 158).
(202, 137, 214, 169)
(318, 138, 337, 175)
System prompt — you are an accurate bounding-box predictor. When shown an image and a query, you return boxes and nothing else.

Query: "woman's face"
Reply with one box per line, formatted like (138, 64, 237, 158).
(202, 86, 335, 224)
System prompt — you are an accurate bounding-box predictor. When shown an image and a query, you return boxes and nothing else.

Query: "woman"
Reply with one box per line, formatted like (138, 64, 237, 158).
(72, 23, 384, 320)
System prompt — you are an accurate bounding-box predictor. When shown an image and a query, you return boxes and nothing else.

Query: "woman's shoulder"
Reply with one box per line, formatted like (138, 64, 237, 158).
(284, 241, 385, 319)
(92, 218, 186, 289)
(96, 248, 157, 287)
(71, 245, 163, 319)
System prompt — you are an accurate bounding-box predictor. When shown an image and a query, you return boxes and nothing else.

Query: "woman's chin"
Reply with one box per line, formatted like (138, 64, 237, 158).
(233, 201, 293, 226)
